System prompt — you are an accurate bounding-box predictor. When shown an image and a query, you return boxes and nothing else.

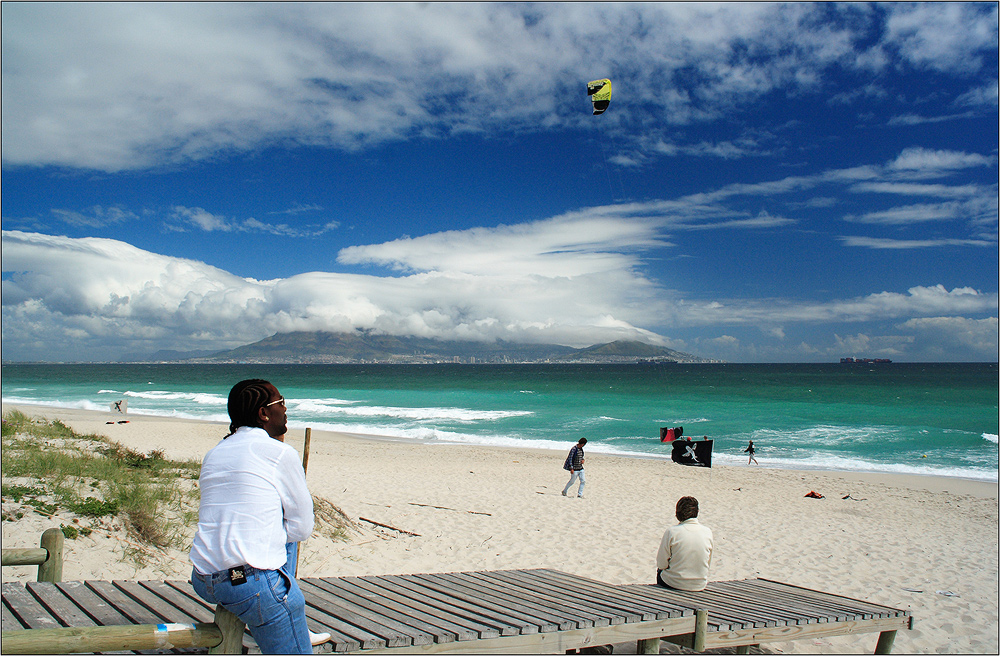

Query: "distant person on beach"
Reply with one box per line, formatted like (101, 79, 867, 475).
(190, 379, 315, 654)
(656, 496, 714, 591)
(745, 440, 758, 465)
(562, 438, 587, 498)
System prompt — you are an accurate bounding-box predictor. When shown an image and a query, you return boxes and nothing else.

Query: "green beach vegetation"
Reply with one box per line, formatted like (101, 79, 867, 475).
(2, 409, 200, 564)
(1, 409, 355, 569)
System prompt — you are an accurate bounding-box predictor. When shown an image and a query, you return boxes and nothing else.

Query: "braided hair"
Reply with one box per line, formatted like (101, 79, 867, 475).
(226, 379, 273, 437)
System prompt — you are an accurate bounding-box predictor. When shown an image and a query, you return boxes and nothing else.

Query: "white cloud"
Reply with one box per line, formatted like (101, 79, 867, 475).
(839, 236, 996, 250)
(49, 206, 139, 228)
(669, 285, 999, 327)
(4, 221, 996, 362)
(884, 3, 998, 73)
(3, 3, 995, 172)
(1, 227, 673, 360)
(897, 316, 999, 359)
(847, 201, 972, 225)
(167, 206, 339, 237)
(889, 147, 995, 172)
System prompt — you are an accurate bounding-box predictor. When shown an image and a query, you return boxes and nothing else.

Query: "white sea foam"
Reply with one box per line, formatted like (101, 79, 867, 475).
(743, 424, 901, 445)
(1, 397, 109, 413)
(121, 390, 226, 405)
(722, 452, 999, 482)
(292, 403, 532, 423)
(983, 433, 999, 444)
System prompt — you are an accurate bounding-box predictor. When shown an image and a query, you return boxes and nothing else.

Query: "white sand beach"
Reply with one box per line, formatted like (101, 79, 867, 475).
(3, 403, 998, 654)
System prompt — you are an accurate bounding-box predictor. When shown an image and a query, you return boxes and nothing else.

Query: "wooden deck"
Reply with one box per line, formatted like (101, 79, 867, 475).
(2, 569, 911, 654)
(2, 569, 695, 654)
(622, 578, 913, 652)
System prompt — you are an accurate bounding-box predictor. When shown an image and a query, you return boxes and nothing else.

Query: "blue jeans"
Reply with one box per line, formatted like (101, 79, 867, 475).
(563, 469, 586, 496)
(191, 549, 311, 654)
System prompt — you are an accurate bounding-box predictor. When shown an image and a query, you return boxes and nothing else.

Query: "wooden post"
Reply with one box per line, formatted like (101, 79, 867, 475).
(735, 646, 752, 654)
(1, 548, 48, 566)
(692, 609, 708, 652)
(874, 629, 897, 654)
(636, 637, 660, 653)
(301, 427, 312, 474)
(208, 604, 246, 654)
(0, 623, 222, 654)
(37, 527, 64, 583)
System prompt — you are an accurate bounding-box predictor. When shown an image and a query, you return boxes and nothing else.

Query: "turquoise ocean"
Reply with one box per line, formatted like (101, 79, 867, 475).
(2, 363, 997, 482)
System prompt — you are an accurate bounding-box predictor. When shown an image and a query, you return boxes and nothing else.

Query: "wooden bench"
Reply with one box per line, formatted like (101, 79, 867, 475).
(2, 567, 911, 654)
(623, 578, 912, 655)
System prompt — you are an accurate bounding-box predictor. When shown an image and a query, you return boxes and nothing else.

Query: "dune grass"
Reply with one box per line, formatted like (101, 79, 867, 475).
(2, 409, 356, 569)
(1, 409, 201, 560)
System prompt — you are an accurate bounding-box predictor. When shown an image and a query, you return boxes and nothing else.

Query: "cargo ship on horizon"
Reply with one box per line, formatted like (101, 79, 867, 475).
(840, 357, 893, 363)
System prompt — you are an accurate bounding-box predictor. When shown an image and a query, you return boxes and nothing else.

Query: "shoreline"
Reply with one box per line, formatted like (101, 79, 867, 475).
(4, 402, 997, 497)
(3, 402, 998, 654)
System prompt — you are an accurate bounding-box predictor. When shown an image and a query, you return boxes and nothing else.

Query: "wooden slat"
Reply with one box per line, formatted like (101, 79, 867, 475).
(332, 576, 486, 641)
(114, 581, 203, 625)
(3, 597, 25, 631)
(459, 571, 604, 629)
(733, 580, 871, 620)
(613, 584, 738, 631)
(297, 598, 368, 654)
(516, 570, 665, 622)
(497, 569, 684, 623)
(296, 580, 389, 650)
(493, 570, 645, 623)
(753, 579, 906, 618)
(408, 573, 557, 633)
(363, 575, 527, 636)
(342, 576, 503, 641)
(24, 583, 98, 629)
(667, 586, 797, 626)
(137, 581, 216, 623)
(2, 583, 62, 630)
(617, 584, 767, 630)
(429, 573, 576, 631)
(466, 571, 619, 628)
(301, 577, 435, 646)
(307, 575, 465, 644)
(54, 582, 135, 627)
(84, 581, 162, 625)
(720, 581, 852, 622)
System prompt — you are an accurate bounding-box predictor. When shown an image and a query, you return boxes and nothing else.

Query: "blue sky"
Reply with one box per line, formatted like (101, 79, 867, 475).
(2, 3, 997, 362)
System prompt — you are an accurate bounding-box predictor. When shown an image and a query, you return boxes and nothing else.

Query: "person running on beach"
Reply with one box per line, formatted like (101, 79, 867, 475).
(745, 440, 758, 465)
(561, 438, 587, 498)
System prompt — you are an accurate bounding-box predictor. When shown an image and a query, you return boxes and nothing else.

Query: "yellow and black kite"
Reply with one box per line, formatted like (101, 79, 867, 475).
(587, 78, 612, 115)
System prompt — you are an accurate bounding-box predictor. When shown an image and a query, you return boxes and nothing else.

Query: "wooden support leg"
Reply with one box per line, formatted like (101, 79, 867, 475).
(37, 527, 64, 583)
(874, 630, 897, 655)
(692, 609, 708, 652)
(735, 646, 753, 654)
(637, 637, 660, 654)
(209, 604, 246, 654)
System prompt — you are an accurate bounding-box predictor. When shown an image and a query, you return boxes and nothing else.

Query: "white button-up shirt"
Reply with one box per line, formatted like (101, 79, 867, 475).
(190, 426, 314, 574)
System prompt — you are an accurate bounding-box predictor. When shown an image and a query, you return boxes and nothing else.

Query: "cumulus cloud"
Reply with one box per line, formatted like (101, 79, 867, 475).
(1, 227, 673, 360)
(2, 3, 996, 171)
(897, 316, 999, 359)
(4, 219, 996, 361)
